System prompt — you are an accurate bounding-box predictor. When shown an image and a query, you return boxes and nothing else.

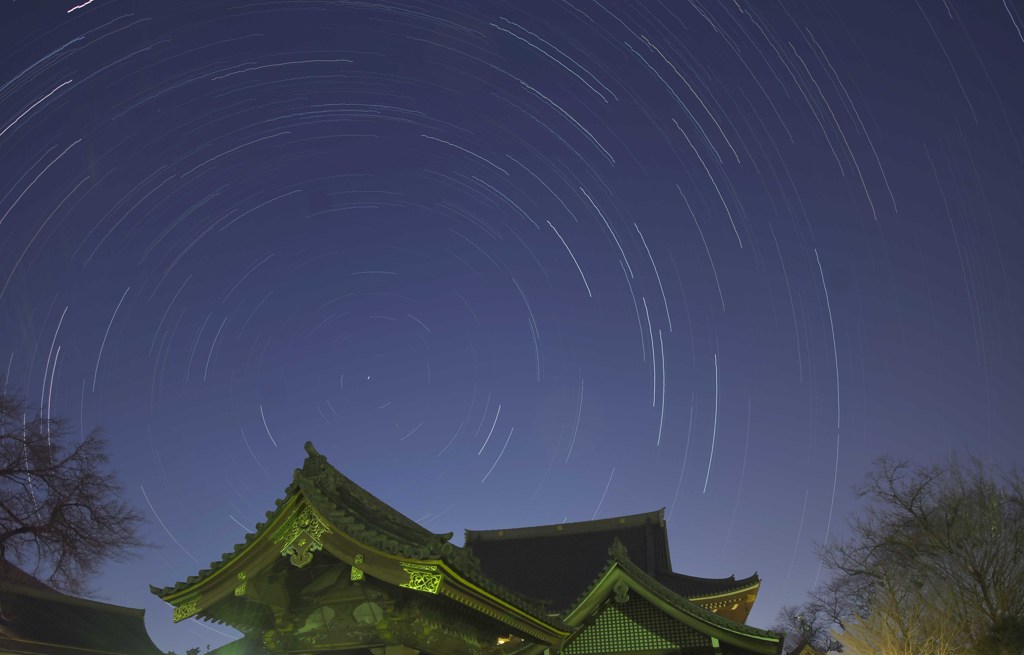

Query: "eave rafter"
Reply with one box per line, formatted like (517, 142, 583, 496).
(154, 493, 310, 621)
(690, 579, 761, 622)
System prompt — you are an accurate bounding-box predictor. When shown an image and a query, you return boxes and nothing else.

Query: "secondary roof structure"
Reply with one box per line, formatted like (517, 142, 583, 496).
(465, 511, 776, 655)
(465, 509, 762, 623)
(0, 560, 163, 655)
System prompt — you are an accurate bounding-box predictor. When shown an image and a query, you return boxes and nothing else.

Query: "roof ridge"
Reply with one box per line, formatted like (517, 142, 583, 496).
(464, 508, 665, 542)
(654, 568, 761, 602)
(300, 441, 452, 545)
(655, 569, 737, 581)
(0, 559, 59, 593)
(655, 567, 760, 585)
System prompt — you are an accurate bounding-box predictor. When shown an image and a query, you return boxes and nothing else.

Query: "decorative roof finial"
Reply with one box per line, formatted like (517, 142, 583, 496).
(302, 441, 328, 477)
(608, 538, 629, 560)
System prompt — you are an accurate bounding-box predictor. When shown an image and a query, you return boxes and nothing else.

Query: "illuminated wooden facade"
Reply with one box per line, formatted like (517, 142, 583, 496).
(152, 442, 781, 655)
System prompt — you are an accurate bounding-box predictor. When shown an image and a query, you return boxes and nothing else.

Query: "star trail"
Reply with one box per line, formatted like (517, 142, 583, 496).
(1, 0, 1023, 650)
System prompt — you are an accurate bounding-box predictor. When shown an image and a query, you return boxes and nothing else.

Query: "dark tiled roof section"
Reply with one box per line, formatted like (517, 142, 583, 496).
(463, 511, 671, 610)
(655, 569, 760, 598)
(0, 582, 163, 655)
(0, 559, 56, 593)
(298, 442, 453, 550)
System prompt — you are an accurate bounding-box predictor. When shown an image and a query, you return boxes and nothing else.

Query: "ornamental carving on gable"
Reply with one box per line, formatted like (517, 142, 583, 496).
(351, 553, 365, 581)
(399, 561, 443, 594)
(172, 596, 201, 622)
(613, 581, 630, 604)
(234, 571, 247, 596)
(275, 503, 331, 568)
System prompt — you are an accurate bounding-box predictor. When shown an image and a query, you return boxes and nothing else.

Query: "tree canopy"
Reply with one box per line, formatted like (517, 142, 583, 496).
(792, 455, 1024, 655)
(0, 384, 148, 594)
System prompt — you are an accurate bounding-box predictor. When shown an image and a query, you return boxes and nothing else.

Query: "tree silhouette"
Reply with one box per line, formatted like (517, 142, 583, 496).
(0, 383, 148, 594)
(817, 456, 1024, 655)
(772, 603, 842, 653)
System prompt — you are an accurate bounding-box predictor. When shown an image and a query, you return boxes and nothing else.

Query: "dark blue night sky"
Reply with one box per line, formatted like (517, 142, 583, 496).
(2, 0, 1022, 650)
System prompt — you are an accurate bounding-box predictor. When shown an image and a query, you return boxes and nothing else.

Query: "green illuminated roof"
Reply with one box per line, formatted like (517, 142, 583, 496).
(152, 442, 567, 633)
(152, 442, 452, 602)
(560, 540, 782, 655)
(150, 442, 777, 654)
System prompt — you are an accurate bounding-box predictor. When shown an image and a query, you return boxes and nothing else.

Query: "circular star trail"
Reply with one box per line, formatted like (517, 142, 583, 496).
(1, 1, 1022, 649)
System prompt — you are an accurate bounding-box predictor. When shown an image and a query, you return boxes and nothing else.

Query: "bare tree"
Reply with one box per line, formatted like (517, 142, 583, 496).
(836, 572, 967, 655)
(772, 603, 842, 653)
(818, 456, 1024, 655)
(0, 384, 148, 594)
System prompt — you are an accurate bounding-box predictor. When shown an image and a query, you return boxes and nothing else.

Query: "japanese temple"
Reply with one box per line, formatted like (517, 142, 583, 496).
(152, 442, 782, 655)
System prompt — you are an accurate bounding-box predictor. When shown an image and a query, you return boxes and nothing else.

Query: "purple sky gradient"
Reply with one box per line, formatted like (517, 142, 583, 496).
(1, 1, 1022, 651)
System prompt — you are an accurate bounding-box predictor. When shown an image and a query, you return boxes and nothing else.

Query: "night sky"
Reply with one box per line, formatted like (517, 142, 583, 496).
(2, 0, 1023, 650)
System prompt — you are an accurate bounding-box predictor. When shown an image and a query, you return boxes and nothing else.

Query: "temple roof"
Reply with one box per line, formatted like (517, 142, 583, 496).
(151, 442, 771, 652)
(464, 510, 758, 611)
(656, 568, 761, 599)
(152, 442, 570, 639)
(152, 441, 459, 598)
(555, 541, 781, 655)
(0, 559, 55, 593)
(0, 562, 163, 655)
